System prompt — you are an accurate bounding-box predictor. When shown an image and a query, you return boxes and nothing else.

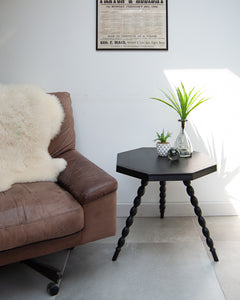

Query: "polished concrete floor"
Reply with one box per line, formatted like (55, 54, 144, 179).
(0, 216, 240, 300)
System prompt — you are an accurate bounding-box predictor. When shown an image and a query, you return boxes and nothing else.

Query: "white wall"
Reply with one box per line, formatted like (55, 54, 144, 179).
(1, 0, 240, 216)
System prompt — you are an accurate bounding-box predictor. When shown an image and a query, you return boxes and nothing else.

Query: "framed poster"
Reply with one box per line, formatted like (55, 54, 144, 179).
(96, 0, 168, 50)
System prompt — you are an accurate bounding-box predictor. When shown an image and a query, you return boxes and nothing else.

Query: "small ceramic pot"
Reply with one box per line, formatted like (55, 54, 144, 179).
(156, 142, 171, 157)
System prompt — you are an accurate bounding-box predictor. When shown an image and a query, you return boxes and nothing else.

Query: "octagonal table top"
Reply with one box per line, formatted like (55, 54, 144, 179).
(116, 147, 217, 181)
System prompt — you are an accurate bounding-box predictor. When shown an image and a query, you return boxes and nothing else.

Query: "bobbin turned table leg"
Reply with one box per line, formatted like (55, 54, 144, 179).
(183, 180, 219, 261)
(112, 179, 148, 261)
(159, 181, 166, 218)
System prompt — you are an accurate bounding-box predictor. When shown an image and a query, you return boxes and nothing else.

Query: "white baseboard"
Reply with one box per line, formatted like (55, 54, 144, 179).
(117, 202, 237, 217)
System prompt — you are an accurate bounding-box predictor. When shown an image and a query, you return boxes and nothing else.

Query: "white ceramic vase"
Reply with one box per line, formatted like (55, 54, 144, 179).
(156, 142, 171, 157)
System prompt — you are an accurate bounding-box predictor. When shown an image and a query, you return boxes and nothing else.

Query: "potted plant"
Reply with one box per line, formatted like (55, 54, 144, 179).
(151, 82, 210, 157)
(154, 129, 171, 157)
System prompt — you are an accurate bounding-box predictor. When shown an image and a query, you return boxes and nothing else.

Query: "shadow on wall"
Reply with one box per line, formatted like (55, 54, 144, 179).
(164, 68, 240, 215)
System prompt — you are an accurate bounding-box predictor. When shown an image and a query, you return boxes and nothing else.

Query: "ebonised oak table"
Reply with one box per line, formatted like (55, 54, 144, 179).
(112, 147, 219, 262)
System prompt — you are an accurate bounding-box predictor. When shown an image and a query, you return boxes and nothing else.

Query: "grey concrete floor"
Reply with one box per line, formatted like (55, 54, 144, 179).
(0, 216, 239, 299)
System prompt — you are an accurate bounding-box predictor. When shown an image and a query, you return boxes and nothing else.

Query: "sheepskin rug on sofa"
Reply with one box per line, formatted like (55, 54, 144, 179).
(0, 84, 67, 192)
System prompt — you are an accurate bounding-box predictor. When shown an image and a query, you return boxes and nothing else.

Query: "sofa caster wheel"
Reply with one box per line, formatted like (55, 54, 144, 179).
(47, 282, 59, 296)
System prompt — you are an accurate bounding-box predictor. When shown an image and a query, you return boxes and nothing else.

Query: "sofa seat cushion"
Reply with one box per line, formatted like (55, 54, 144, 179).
(0, 182, 84, 251)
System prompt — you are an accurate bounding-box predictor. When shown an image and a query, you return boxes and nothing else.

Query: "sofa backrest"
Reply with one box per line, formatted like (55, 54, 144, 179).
(48, 92, 75, 157)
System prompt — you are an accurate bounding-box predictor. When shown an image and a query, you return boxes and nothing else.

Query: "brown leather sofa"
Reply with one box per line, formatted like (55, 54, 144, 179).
(0, 92, 117, 295)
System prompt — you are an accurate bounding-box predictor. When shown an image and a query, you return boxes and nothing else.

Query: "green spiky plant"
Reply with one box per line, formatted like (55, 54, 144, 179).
(151, 82, 210, 120)
(154, 129, 171, 143)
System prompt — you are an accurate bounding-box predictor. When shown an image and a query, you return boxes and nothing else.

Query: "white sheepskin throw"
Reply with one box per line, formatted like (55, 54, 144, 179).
(0, 84, 67, 192)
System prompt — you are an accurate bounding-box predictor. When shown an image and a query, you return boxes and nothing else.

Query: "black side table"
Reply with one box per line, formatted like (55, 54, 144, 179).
(112, 148, 218, 262)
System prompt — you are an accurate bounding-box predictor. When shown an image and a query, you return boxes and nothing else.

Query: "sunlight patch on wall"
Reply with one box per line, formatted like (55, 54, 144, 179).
(164, 68, 240, 214)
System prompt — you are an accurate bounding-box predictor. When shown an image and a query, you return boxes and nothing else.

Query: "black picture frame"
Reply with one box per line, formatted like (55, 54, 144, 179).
(96, 0, 168, 50)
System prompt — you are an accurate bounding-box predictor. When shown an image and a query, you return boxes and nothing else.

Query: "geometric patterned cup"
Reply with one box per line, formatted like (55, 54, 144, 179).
(156, 142, 171, 157)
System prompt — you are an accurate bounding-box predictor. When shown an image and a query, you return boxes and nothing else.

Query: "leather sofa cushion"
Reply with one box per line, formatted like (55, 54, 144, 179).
(0, 182, 84, 251)
(48, 92, 75, 158)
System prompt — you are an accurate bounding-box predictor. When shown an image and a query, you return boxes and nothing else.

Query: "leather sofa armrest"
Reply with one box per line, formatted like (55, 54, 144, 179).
(57, 150, 118, 205)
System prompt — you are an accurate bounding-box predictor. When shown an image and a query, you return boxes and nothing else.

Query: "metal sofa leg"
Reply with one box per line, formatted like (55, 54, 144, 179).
(22, 248, 72, 296)
(23, 259, 62, 296)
